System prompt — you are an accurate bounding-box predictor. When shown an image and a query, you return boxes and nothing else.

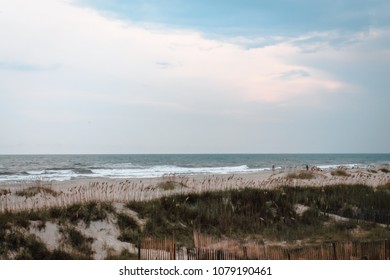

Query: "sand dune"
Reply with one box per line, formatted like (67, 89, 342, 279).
(1, 166, 389, 213)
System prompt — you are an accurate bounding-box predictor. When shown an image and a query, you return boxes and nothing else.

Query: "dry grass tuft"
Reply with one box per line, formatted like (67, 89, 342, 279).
(286, 171, 315, 180)
(331, 169, 350, 177)
(16, 186, 59, 198)
(157, 174, 188, 191)
(0, 189, 10, 196)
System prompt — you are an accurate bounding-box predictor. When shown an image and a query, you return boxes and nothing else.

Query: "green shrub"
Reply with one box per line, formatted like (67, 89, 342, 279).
(334, 221, 358, 231)
(0, 189, 10, 196)
(15, 186, 58, 198)
(0, 230, 51, 260)
(54, 202, 115, 225)
(117, 213, 138, 230)
(158, 181, 176, 190)
(106, 249, 138, 260)
(60, 227, 94, 258)
(301, 208, 323, 225)
(123, 185, 390, 245)
(287, 172, 315, 180)
(331, 169, 349, 176)
(49, 249, 78, 260)
(118, 229, 140, 244)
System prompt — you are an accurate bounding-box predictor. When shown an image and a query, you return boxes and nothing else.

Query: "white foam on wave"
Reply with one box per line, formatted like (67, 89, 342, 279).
(316, 163, 366, 170)
(0, 169, 76, 182)
(1, 162, 376, 182)
(27, 170, 45, 175)
(0, 165, 269, 181)
(92, 165, 261, 178)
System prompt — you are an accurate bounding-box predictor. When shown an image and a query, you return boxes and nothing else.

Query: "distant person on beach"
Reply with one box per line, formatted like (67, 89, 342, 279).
(306, 165, 309, 171)
(272, 165, 275, 172)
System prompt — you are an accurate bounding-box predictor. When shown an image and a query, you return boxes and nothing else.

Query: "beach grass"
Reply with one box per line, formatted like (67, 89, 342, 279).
(157, 174, 189, 191)
(286, 171, 315, 180)
(157, 181, 176, 191)
(0, 227, 79, 260)
(60, 226, 94, 258)
(0, 201, 117, 259)
(2, 178, 390, 259)
(331, 169, 350, 176)
(117, 213, 140, 244)
(15, 186, 59, 198)
(49, 201, 115, 226)
(0, 189, 10, 196)
(125, 184, 390, 246)
(105, 249, 138, 260)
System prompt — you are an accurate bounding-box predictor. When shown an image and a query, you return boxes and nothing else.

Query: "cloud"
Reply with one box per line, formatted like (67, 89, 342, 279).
(1, 0, 389, 153)
(279, 69, 310, 80)
(75, 0, 390, 38)
(0, 61, 60, 72)
(155, 61, 175, 69)
(0, 0, 357, 108)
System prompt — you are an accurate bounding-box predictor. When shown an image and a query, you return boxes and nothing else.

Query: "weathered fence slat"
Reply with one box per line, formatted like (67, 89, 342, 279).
(139, 235, 390, 260)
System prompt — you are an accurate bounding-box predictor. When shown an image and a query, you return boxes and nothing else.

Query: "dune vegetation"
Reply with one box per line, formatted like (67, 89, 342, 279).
(2, 182, 390, 259)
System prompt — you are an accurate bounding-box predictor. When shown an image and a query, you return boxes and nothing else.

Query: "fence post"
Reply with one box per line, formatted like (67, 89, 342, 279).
(243, 246, 248, 259)
(217, 250, 223, 260)
(332, 242, 338, 260)
(170, 239, 176, 260)
(138, 239, 141, 260)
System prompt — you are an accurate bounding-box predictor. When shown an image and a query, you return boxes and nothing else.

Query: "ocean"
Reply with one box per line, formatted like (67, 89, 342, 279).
(0, 154, 389, 181)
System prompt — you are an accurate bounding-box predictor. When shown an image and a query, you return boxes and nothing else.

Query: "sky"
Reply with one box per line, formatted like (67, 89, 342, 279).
(0, 0, 389, 154)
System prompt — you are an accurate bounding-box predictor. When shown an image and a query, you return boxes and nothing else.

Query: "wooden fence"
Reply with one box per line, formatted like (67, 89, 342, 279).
(138, 236, 390, 260)
(139, 237, 176, 260)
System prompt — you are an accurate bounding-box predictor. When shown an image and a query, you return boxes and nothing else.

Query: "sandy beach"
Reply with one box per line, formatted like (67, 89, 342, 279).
(1, 166, 389, 213)
(1, 165, 390, 259)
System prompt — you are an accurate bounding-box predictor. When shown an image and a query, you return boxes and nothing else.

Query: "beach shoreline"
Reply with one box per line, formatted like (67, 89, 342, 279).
(1, 166, 389, 213)
(1, 153, 389, 182)
(1, 166, 390, 260)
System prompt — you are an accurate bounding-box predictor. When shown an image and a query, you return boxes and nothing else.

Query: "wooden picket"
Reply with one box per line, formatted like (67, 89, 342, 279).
(138, 234, 390, 260)
(139, 237, 175, 260)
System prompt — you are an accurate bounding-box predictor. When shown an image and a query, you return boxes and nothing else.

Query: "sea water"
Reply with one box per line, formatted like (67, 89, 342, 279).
(0, 154, 389, 181)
